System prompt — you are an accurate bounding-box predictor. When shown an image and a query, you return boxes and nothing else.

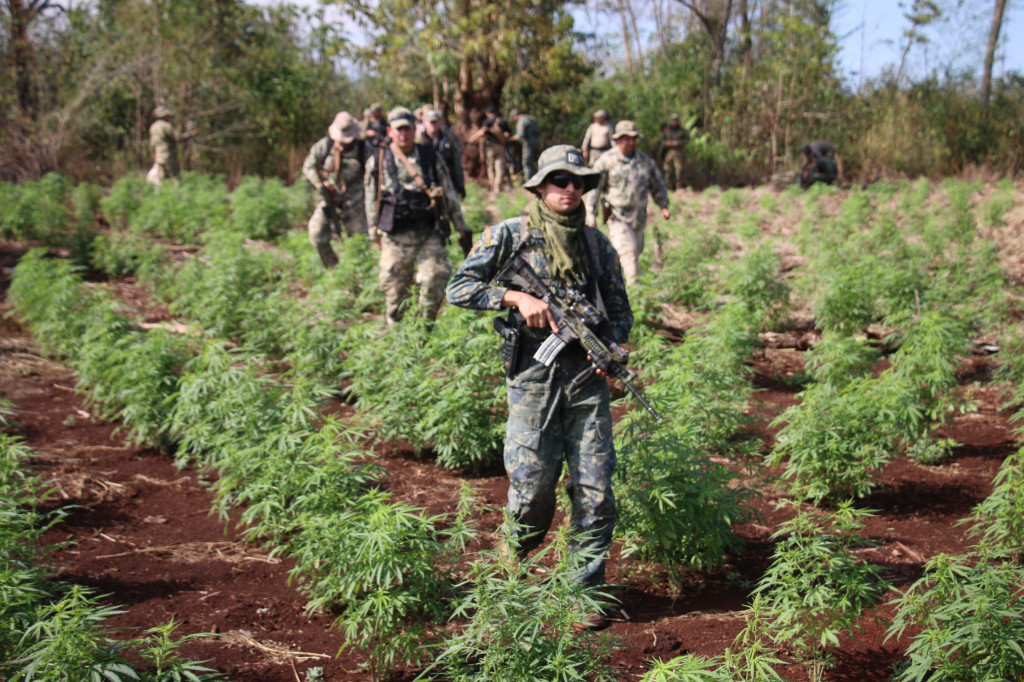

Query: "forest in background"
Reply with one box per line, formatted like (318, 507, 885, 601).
(1, 0, 1021, 187)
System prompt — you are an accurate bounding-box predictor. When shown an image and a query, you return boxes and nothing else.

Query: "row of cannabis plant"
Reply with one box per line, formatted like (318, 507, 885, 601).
(0, 401, 220, 681)
(8, 251, 619, 680)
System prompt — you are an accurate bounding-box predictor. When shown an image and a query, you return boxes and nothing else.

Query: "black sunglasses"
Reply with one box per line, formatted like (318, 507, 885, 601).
(547, 173, 585, 190)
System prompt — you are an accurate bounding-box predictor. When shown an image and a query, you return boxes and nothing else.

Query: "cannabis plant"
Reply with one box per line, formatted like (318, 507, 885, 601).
(639, 597, 785, 681)
(421, 521, 620, 682)
(754, 502, 888, 682)
(887, 551, 1024, 682)
(228, 176, 295, 240)
(289, 489, 454, 681)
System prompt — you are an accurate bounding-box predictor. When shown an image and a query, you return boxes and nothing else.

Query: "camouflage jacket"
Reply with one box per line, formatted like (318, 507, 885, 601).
(587, 149, 670, 229)
(364, 142, 461, 229)
(661, 124, 690, 151)
(149, 119, 179, 166)
(446, 214, 633, 345)
(302, 136, 368, 203)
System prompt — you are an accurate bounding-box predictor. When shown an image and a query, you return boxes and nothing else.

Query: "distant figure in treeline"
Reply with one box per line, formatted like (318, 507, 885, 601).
(511, 109, 542, 182)
(147, 105, 194, 186)
(581, 109, 614, 168)
(469, 105, 513, 195)
(659, 113, 689, 191)
(800, 139, 838, 188)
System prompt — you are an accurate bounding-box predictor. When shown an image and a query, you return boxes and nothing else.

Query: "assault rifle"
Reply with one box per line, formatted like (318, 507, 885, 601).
(496, 244, 662, 421)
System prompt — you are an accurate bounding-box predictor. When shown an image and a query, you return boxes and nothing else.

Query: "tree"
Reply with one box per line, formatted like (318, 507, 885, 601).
(981, 0, 1009, 107)
(327, 0, 589, 132)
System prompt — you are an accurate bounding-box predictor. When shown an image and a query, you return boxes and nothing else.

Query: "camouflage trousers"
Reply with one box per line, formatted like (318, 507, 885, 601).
(308, 198, 368, 268)
(607, 215, 645, 286)
(663, 149, 685, 190)
(485, 145, 508, 193)
(378, 227, 452, 325)
(504, 351, 616, 586)
(145, 161, 179, 187)
(522, 144, 539, 183)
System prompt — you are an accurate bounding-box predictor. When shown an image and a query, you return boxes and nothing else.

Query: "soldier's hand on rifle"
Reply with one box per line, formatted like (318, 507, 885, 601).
(502, 290, 559, 333)
(587, 355, 611, 380)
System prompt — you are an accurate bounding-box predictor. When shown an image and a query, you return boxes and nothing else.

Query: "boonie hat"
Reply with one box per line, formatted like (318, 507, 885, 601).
(388, 106, 415, 128)
(669, 113, 680, 123)
(612, 120, 642, 139)
(153, 105, 172, 119)
(328, 111, 361, 143)
(523, 145, 601, 195)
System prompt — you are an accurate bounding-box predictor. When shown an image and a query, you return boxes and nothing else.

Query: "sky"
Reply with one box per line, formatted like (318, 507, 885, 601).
(832, 0, 1024, 87)
(251, 0, 1024, 86)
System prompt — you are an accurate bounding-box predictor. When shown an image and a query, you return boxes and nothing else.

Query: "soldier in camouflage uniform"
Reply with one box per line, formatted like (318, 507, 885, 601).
(146, 105, 193, 186)
(302, 111, 370, 268)
(361, 103, 387, 145)
(587, 120, 671, 286)
(420, 109, 466, 199)
(469, 105, 513, 194)
(660, 113, 689, 191)
(447, 145, 632, 609)
(367, 107, 467, 325)
(511, 110, 542, 182)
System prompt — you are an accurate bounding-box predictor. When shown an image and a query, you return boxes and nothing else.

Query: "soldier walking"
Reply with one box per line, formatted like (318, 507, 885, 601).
(302, 111, 370, 268)
(469, 105, 513, 194)
(366, 107, 468, 325)
(581, 109, 614, 168)
(511, 110, 542, 181)
(660, 113, 689, 191)
(587, 121, 671, 285)
(146, 105, 193, 186)
(447, 145, 633, 628)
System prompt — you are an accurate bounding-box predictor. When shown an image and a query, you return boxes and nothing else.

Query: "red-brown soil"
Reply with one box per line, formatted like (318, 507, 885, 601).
(1, 241, 1018, 681)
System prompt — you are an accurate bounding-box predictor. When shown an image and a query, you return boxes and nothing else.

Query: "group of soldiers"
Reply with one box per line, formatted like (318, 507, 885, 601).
(143, 103, 838, 624)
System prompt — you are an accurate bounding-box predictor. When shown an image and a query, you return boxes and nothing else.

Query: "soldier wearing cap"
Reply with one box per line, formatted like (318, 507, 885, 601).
(361, 103, 386, 144)
(581, 109, 614, 168)
(447, 145, 632, 616)
(366, 106, 467, 325)
(302, 111, 370, 268)
(587, 120, 671, 286)
(511, 110, 542, 182)
(419, 109, 466, 199)
(660, 113, 690, 191)
(146, 105, 194, 186)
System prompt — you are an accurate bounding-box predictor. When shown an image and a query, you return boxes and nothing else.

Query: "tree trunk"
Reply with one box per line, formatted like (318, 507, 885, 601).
(7, 0, 36, 114)
(981, 0, 1008, 108)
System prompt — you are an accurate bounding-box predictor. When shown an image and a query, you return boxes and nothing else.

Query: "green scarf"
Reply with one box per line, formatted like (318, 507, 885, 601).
(527, 198, 590, 286)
